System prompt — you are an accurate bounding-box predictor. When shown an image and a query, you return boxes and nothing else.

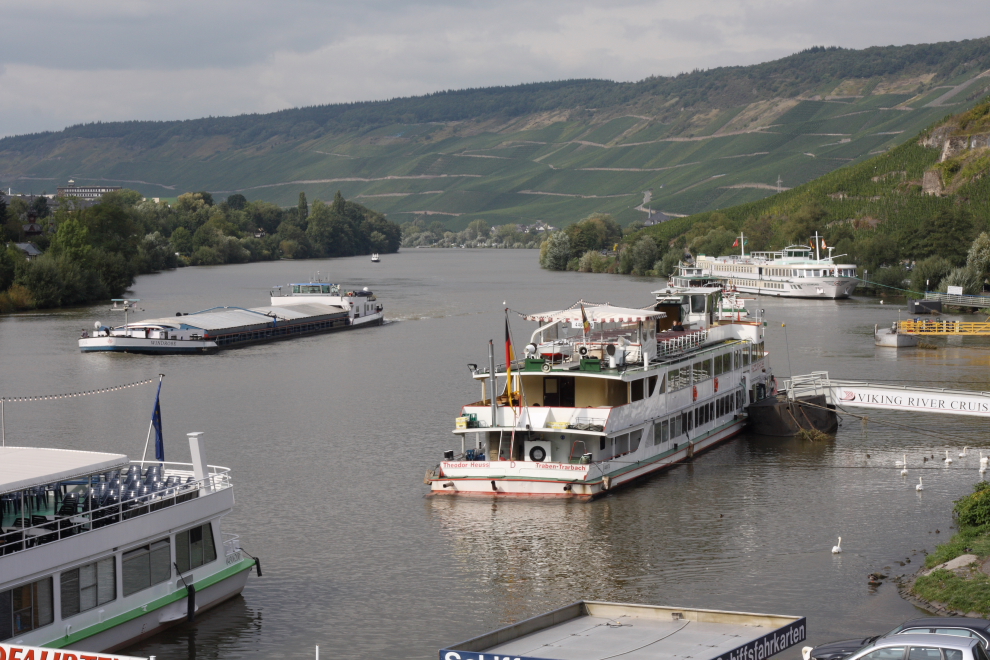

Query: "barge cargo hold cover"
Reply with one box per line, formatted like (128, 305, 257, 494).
(440, 601, 806, 660)
(80, 303, 351, 354)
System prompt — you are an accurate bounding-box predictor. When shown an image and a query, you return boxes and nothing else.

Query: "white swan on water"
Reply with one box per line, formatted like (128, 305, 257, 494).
(981, 453, 987, 474)
(945, 450, 953, 465)
(895, 454, 906, 466)
(917, 477, 924, 491)
(832, 537, 842, 554)
(960, 447, 969, 458)
(901, 464, 908, 476)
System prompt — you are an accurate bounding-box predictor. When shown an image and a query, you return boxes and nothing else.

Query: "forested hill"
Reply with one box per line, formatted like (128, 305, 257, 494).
(3, 37, 990, 227)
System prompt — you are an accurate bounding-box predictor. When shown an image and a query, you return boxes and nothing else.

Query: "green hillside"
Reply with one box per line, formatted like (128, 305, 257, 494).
(3, 38, 990, 229)
(620, 98, 990, 292)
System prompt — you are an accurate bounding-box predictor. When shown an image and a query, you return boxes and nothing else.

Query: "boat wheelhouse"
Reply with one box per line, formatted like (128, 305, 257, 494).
(79, 282, 384, 354)
(0, 435, 256, 652)
(425, 290, 773, 498)
(695, 233, 859, 299)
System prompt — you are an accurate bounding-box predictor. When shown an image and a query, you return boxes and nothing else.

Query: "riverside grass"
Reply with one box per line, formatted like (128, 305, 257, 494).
(911, 483, 990, 615)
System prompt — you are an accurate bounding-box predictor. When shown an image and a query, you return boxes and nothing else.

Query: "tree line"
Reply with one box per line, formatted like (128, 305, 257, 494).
(0, 189, 399, 312)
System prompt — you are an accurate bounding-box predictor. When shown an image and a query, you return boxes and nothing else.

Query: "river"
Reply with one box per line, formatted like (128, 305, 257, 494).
(2, 249, 989, 659)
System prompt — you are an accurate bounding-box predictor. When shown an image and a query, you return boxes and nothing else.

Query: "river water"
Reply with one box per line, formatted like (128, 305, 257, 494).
(2, 250, 990, 660)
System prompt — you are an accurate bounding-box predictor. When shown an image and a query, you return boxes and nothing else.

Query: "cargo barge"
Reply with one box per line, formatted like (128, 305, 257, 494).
(440, 600, 806, 660)
(79, 281, 384, 354)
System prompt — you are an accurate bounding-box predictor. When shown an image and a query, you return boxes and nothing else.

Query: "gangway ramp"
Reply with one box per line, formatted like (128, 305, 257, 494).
(897, 319, 990, 336)
(785, 372, 990, 417)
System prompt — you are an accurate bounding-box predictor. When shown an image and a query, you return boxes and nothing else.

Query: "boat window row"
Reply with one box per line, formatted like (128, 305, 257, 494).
(600, 429, 643, 459)
(650, 389, 744, 447)
(794, 268, 856, 277)
(0, 522, 217, 642)
(668, 344, 753, 392)
(761, 281, 786, 289)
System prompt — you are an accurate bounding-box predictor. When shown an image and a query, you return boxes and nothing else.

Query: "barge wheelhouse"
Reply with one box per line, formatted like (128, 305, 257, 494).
(0, 435, 256, 652)
(426, 289, 773, 498)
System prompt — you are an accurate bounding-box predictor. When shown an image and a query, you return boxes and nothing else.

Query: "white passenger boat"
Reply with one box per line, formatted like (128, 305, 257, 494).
(371, 253, 380, 263)
(697, 232, 859, 299)
(425, 288, 774, 498)
(0, 435, 257, 651)
(79, 281, 384, 354)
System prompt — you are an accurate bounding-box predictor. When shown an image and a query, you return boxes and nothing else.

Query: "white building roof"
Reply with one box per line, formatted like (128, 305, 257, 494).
(523, 302, 665, 324)
(0, 447, 129, 495)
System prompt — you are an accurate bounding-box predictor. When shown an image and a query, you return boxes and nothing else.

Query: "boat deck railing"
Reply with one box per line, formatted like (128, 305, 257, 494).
(782, 371, 832, 401)
(0, 462, 231, 558)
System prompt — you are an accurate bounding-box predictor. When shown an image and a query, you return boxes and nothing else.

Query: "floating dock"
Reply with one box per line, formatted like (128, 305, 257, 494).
(440, 600, 806, 660)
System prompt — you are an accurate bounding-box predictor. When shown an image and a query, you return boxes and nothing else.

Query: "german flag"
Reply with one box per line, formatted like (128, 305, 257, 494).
(580, 303, 591, 335)
(505, 317, 515, 407)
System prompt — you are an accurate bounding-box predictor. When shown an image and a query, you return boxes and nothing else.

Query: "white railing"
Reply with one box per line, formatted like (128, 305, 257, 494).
(0, 464, 231, 557)
(657, 330, 708, 356)
(924, 291, 990, 307)
(783, 371, 831, 401)
(222, 532, 242, 557)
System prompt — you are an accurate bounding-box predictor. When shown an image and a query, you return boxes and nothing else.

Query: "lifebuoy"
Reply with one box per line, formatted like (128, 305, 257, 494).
(714, 377, 719, 392)
(692, 386, 698, 401)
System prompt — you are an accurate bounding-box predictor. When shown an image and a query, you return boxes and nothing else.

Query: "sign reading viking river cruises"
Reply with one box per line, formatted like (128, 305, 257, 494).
(831, 385, 990, 416)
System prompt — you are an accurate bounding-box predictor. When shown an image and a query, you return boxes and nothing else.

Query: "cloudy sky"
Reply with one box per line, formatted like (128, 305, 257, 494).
(1, 0, 988, 138)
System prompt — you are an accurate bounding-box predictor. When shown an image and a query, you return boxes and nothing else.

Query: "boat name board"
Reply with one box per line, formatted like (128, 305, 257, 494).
(442, 461, 590, 472)
(0, 643, 147, 660)
(833, 386, 990, 415)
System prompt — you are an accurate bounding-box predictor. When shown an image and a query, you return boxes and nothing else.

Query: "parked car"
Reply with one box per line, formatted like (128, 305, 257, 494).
(807, 619, 990, 660)
(839, 634, 988, 660)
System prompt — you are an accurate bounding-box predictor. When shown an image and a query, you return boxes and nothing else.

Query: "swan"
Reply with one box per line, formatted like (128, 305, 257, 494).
(901, 465, 908, 476)
(895, 454, 906, 466)
(832, 537, 842, 553)
(960, 447, 969, 458)
(917, 477, 924, 491)
(945, 450, 953, 465)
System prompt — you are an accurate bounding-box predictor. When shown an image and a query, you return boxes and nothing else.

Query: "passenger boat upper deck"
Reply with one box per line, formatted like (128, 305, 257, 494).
(0, 435, 256, 651)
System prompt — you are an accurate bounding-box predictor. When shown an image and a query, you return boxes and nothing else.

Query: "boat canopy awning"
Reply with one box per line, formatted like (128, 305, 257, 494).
(522, 302, 665, 324)
(0, 447, 129, 495)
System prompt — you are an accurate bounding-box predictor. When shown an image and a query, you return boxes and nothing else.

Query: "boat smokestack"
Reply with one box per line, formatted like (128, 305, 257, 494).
(187, 432, 213, 495)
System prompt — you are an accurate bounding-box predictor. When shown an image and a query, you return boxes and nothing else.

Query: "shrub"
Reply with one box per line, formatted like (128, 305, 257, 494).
(955, 481, 990, 527)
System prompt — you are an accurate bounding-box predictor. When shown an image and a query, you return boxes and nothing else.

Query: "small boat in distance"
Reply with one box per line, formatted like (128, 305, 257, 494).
(371, 253, 381, 262)
(79, 280, 384, 354)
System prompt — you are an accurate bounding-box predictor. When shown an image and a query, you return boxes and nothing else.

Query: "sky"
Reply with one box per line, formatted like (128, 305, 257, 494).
(1, 0, 989, 139)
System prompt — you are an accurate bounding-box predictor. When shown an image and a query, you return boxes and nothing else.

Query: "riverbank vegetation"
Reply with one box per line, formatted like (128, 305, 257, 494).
(539, 97, 990, 294)
(399, 218, 545, 249)
(0, 190, 399, 313)
(911, 482, 990, 615)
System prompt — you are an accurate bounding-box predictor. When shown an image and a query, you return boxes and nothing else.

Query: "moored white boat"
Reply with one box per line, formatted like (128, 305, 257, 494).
(697, 232, 859, 299)
(0, 434, 257, 652)
(426, 288, 774, 498)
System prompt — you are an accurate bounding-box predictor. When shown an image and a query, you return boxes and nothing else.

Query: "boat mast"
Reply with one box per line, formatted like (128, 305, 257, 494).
(488, 340, 497, 427)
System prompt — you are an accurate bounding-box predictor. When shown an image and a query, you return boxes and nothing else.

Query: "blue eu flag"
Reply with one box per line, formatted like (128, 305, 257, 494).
(152, 381, 164, 461)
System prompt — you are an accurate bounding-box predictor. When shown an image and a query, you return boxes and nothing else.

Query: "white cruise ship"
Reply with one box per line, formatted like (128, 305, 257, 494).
(425, 288, 775, 498)
(696, 233, 859, 299)
(0, 434, 257, 652)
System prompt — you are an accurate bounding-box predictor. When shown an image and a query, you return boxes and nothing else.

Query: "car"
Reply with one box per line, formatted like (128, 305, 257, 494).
(839, 634, 988, 660)
(806, 618, 990, 660)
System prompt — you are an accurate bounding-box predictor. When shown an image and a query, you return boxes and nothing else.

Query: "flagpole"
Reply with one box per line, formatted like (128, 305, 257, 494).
(140, 374, 164, 465)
